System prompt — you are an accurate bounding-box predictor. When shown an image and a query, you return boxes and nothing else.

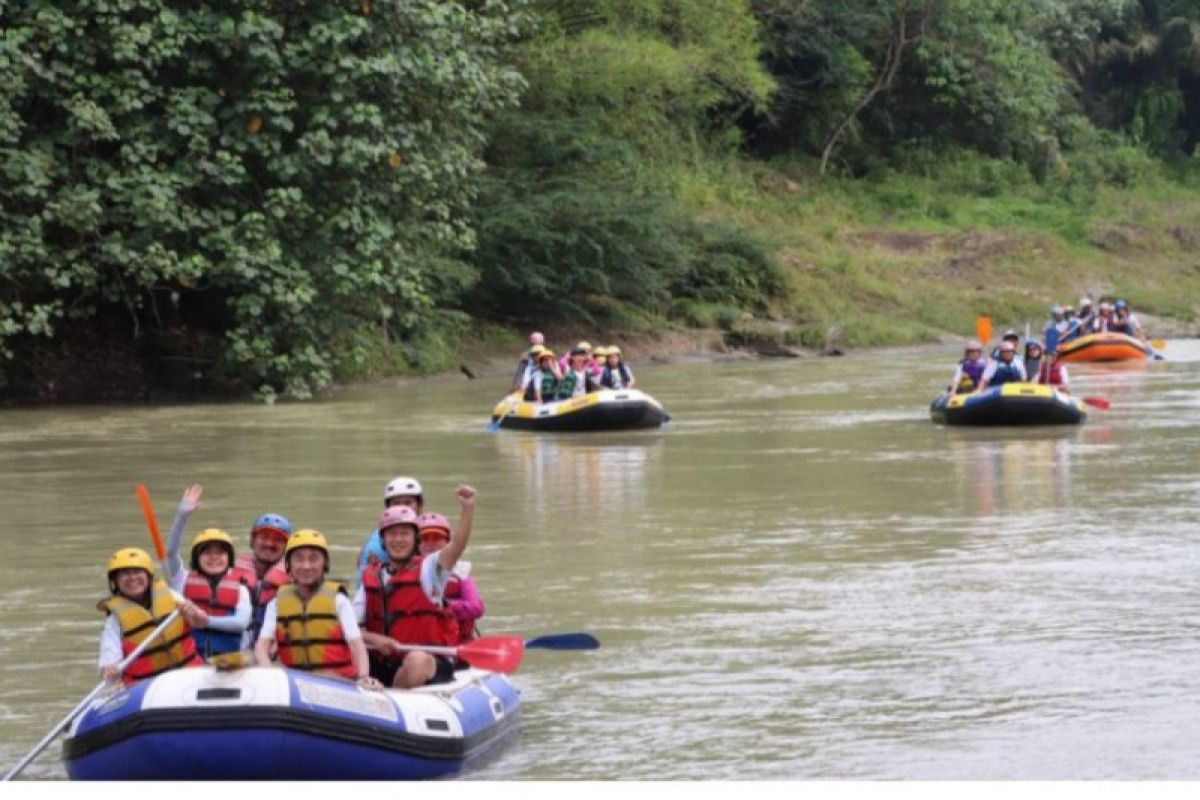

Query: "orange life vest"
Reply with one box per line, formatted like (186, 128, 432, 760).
(102, 580, 202, 685)
(274, 582, 355, 679)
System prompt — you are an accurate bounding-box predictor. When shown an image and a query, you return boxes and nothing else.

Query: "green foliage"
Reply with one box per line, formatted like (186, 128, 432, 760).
(1, 0, 526, 397)
(468, 114, 783, 321)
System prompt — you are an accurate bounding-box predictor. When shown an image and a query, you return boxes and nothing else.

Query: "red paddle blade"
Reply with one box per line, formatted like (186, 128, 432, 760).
(1083, 396, 1110, 410)
(135, 484, 166, 561)
(458, 636, 525, 674)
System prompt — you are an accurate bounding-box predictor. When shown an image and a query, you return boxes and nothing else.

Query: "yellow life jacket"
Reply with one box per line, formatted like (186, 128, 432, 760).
(274, 582, 355, 679)
(102, 579, 201, 685)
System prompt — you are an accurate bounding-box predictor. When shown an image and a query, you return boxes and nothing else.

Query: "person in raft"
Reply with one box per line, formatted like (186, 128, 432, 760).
(558, 341, 602, 378)
(524, 348, 561, 404)
(557, 347, 602, 400)
(598, 345, 636, 390)
(99, 547, 204, 684)
(417, 511, 484, 644)
(947, 340, 987, 395)
(355, 484, 477, 688)
(974, 339, 1027, 392)
(1033, 352, 1070, 392)
(220, 511, 294, 644)
(990, 329, 1023, 362)
(1023, 340, 1045, 383)
(1043, 306, 1065, 356)
(511, 331, 546, 392)
(254, 530, 381, 689)
(162, 484, 253, 658)
(1110, 299, 1144, 339)
(357, 475, 425, 578)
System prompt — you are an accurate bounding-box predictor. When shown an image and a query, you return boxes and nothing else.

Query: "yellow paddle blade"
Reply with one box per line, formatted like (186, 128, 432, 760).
(1151, 339, 1166, 350)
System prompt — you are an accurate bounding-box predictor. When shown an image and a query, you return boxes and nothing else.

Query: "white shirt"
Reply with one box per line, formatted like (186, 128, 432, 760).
(352, 556, 450, 625)
(256, 591, 362, 644)
(980, 359, 1027, 383)
(98, 588, 189, 668)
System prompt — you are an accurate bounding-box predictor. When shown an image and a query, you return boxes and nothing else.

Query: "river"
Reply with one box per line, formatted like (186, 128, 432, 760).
(2, 342, 1198, 779)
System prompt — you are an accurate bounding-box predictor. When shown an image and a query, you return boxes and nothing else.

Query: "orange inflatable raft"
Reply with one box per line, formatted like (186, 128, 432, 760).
(1055, 332, 1153, 363)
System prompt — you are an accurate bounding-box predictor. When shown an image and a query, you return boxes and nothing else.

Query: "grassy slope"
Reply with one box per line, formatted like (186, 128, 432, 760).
(670, 155, 1200, 348)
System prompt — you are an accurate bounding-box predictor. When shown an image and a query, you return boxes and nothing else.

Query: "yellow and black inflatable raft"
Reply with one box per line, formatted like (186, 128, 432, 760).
(490, 389, 669, 432)
(930, 383, 1087, 426)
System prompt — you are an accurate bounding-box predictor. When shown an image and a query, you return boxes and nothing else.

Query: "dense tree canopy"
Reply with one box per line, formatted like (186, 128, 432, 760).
(2, 0, 1198, 399)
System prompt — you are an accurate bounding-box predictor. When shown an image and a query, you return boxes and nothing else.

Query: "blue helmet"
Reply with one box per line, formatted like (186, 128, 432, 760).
(1050, 305, 1063, 317)
(251, 513, 292, 540)
(1115, 299, 1127, 310)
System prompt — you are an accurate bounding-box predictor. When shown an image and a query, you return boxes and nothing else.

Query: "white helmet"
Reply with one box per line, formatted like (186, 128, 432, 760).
(1079, 296, 1093, 308)
(383, 476, 423, 503)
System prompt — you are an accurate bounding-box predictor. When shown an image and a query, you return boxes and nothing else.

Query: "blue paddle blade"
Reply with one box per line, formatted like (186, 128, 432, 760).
(525, 632, 600, 650)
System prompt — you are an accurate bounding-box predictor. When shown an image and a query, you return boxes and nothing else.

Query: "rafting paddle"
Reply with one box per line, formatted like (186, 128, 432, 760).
(525, 632, 600, 650)
(1082, 396, 1111, 410)
(381, 635, 526, 674)
(487, 392, 522, 432)
(135, 483, 167, 563)
(975, 316, 992, 346)
(1, 610, 182, 782)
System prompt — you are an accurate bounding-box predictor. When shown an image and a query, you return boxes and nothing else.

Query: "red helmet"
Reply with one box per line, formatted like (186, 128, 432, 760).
(378, 505, 418, 533)
(417, 512, 452, 539)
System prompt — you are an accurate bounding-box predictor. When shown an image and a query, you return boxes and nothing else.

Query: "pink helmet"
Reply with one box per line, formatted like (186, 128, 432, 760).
(378, 505, 418, 533)
(417, 512, 452, 539)
(530, 331, 545, 345)
(965, 340, 982, 352)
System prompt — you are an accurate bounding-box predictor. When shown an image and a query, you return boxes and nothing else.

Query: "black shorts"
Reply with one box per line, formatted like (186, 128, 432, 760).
(370, 654, 456, 687)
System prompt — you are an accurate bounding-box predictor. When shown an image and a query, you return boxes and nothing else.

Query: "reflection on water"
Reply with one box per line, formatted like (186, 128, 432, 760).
(2, 342, 1200, 779)
(493, 432, 661, 525)
(946, 431, 1080, 517)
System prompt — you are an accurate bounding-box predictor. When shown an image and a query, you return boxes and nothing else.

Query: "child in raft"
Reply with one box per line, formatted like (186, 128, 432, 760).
(254, 530, 381, 689)
(163, 483, 253, 658)
(525, 349, 561, 404)
(416, 512, 484, 643)
(355, 485, 477, 688)
(598, 345, 636, 390)
(98, 547, 204, 684)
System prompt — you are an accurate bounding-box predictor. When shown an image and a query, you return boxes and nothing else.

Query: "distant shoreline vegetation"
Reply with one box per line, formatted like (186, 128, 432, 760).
(3, 1, 1198, 402)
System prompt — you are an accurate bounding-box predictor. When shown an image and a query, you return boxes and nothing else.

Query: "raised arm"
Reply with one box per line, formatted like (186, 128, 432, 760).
(439, 485, 477, 572)
(165, 484, 203, 588)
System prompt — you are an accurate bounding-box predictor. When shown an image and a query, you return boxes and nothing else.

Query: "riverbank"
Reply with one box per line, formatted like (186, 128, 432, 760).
(5, 159, 1200, 406)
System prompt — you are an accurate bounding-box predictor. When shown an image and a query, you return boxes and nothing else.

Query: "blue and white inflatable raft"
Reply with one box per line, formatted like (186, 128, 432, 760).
(62, 666, 520, 780)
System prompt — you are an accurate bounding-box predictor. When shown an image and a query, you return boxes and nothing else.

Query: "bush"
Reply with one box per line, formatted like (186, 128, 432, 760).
(0, 1, 526, 398)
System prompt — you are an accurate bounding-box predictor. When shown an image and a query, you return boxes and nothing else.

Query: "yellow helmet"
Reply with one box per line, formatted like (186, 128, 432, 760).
(285, 529, 330, 573)
(190, 528, 235, 571)
(530, 344, 547, 356)
(608, 345, 622, 357)
(576, 341, 593, 352)
(107, 547, 154, 579)
(593, 346, 609, 358)
(537, 349, 556, 362)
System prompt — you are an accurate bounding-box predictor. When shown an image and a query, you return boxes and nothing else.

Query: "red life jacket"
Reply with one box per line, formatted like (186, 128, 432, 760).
(234, 552, 287, 608)
(362, 558, 459, 658)
(183, 571, 244, 617)
(444, 578, 477, 643)
(1038, 359, 1066, 387)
